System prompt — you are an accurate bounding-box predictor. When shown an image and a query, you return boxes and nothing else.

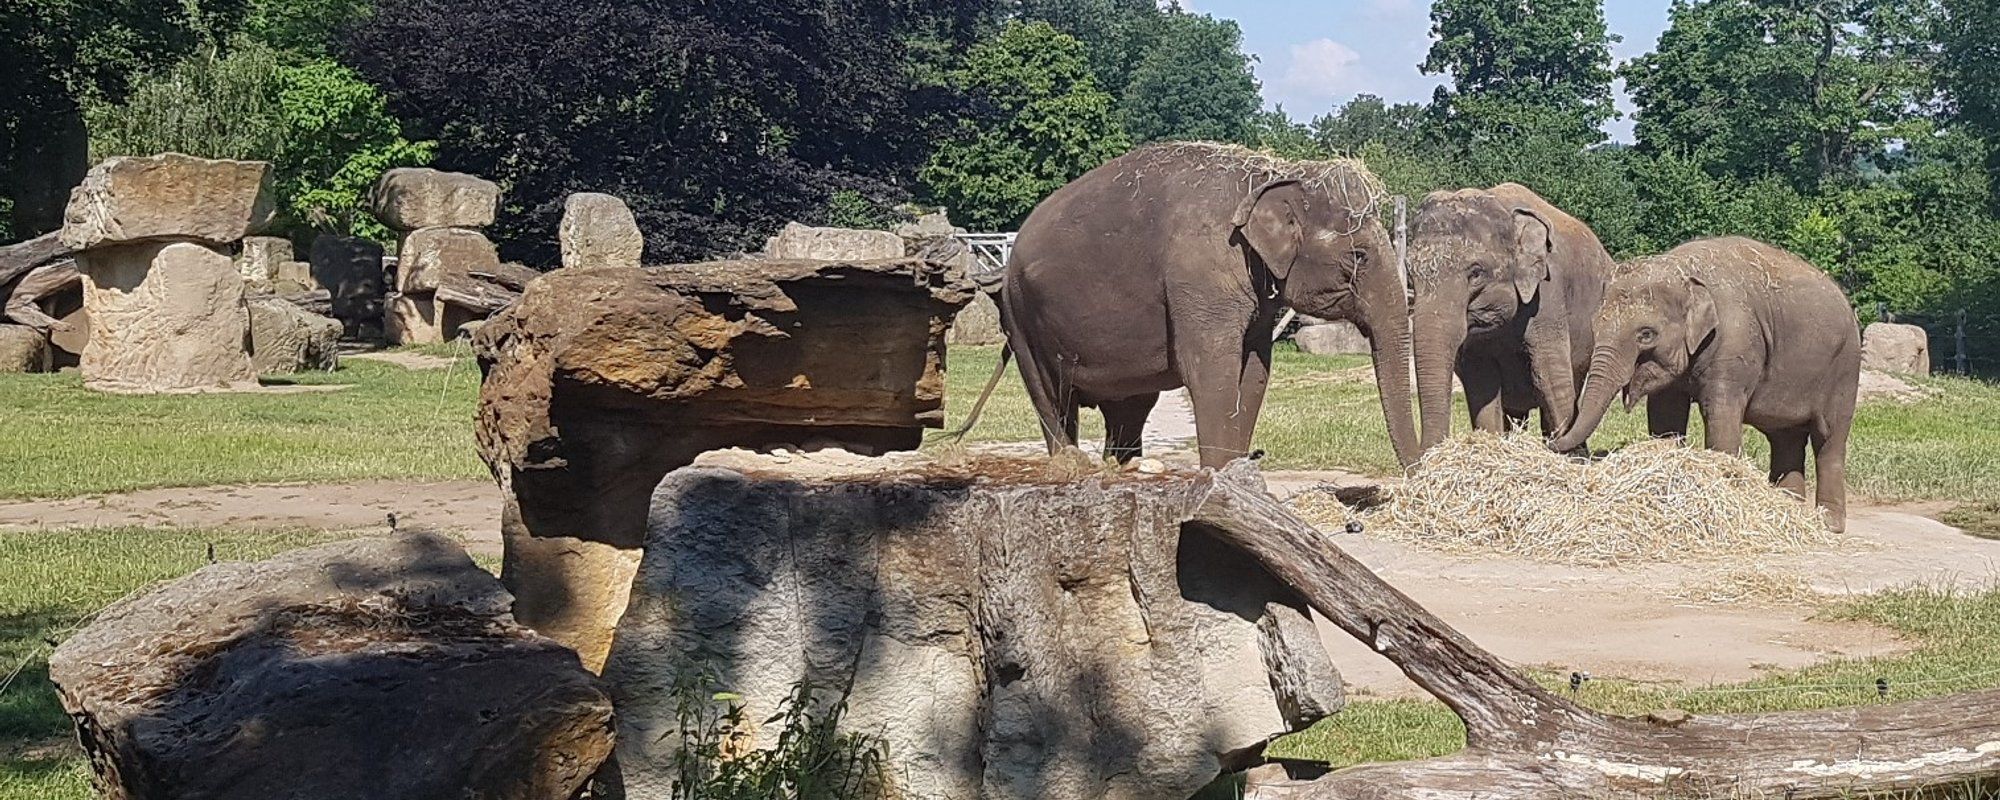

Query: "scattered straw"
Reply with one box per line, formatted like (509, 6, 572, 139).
(1353, 432, 1838, 566)
(1669, 568, 1823, 607)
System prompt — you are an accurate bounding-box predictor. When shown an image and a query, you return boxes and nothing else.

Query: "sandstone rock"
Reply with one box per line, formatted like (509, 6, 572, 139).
(385, 292, 443, 345)
(763, 221, 903, 261)
(474, 258, 974, 668)
(235, 235, 292, 282)
(248, 296, 341, 373)
(1292, 321, 1370, 355)
(49, 306, 87, 359)
(605, 457, 1344, 799)
(77, 241, 255, 393)
(1861, 322, 1930, 376)
(272, 259, 317, 293)
(951, 290, 1006, 346)
(309, 235, 386, 338)
(49, 533, 615, 800)
(559, 192, 644, 269)
(60, 154, 275, 250)
(0, 325, 50, 372)
(892, 209, 965, 239)
(396, 227, 499, 293)
(369, 168, 500, 231)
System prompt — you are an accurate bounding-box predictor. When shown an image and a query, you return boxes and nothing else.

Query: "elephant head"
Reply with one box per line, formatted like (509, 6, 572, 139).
(1407, 188, 1556, 449)
(1547, 267, 1716, 452)
(1232, 177, 1420, 467)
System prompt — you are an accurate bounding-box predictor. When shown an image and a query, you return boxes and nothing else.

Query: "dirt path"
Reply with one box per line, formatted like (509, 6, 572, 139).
(3, 464, 1992, 698)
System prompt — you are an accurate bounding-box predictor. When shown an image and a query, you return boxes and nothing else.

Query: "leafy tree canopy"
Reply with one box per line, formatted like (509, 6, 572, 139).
(1423, 0, 1619, 147)
(1119, 11, 1262, 143)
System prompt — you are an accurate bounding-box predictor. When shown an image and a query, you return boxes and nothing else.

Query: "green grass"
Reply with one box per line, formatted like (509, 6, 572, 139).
(0, 528, 370, 800)
(1939, 502, 2000, 540)
(1270, 585, 2000, 768)
(0, 351, 484, 500)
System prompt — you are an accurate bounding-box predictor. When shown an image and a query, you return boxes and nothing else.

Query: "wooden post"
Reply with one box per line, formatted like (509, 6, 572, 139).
(1958, 308, 1970, 375)
(1394, 195, 1410, 299)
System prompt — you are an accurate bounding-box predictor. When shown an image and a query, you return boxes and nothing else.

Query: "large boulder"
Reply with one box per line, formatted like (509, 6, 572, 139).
(951, 291, 1005, 346)
(474, 257, 975, 669)
(0, 324, 50, 373)
(59, 154, 275, 250)
(248, 296, 341, 373)
(763, 222, 903, 261)
(1292, 321, 1369, 355)
(605, 455, 1344, 799)
(77, 241, 256, 393)
(309, 235, 386, 338)
(559, 193, 644, 269)
(369, 168, 500, 231)
(235, 235, 292, 283)
(49, 533, 615, 800)
(396, 226, 500, 294)
(1861, 322, 1930, 376)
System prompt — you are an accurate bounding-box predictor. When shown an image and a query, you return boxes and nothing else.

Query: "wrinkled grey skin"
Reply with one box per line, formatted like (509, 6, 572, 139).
(1409, 184, 1613, 451)
(981, 144, 1419, 468)
(1548, 237, 1861, 531)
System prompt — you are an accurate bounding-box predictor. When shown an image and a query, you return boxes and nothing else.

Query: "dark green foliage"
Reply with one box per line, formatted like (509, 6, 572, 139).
(919, 21, 1129, 231)
(243, 0, 374, 57)
(1120, 11, 1261, 143)
(1017, 0, 1163, 99)
(1423, 0, 1619, 148)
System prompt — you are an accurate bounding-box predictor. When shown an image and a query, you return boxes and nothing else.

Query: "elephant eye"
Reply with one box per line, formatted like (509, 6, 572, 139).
(1469, 264, 1487, 280)
(1638, 328, 1658, 345)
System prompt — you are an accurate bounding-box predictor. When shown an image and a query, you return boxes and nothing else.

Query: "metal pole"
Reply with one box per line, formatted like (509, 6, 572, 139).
(1957, 308, 1969, 375)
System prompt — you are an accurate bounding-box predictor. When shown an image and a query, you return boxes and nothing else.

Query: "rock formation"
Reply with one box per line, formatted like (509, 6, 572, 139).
(473, 257, 974, 669)
(248, 295, 341, 373)
(60, 155, 273, 392)
(605, 453, 1344, 800)
(371, 169, 528, 343)
(763, 221, 904, 261)
(48, 532, 616, 800)
(895, 211, 1005, 347)
(0, 232, 81, 369)
(559, 192, 644, 269)
(0, 324, 50, 372)
(1861, 322, 1930, 376)
(1292, 321, 1370, 355)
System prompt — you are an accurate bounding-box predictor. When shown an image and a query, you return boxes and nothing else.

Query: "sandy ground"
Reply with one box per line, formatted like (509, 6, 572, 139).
(6, 446, 1992, 698)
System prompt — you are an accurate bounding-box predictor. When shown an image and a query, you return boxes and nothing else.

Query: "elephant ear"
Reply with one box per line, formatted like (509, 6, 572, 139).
(1232, 179, 1306, 282)
(1685, 275, 1718, 356)
(1511, 207, 1555, 303)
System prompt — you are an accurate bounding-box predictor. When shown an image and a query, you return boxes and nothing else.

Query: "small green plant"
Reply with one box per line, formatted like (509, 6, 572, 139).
(668, 671, 888, 800)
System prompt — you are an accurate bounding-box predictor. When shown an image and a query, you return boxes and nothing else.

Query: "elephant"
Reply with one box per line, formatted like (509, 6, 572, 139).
(958, 142, 1419, 469)
(1547, 237, 1861, 531)
(1408, 184, 1614, 452)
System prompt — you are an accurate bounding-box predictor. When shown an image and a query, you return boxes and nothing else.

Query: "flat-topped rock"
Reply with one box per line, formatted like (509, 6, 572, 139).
(60, 154, 275, 250)
(49, 533, 615, 800)
(396, 226, 499, 293)
(763, 221, 904, 261)
(369, 168, 500, 230)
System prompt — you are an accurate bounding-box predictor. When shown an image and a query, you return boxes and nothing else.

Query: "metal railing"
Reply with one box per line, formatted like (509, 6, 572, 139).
(954, 233, 1015, 284)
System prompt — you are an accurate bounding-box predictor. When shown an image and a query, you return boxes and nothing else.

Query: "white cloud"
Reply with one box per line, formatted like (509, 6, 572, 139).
(1279, 39, 1364, 105)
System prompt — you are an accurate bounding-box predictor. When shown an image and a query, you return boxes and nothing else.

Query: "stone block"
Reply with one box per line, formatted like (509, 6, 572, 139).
(60, 154, 275, 249)
(77, 241, 256, 393)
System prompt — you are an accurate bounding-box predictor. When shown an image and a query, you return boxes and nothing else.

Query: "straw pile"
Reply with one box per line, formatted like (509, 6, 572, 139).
(1316, 433, 1837, 566)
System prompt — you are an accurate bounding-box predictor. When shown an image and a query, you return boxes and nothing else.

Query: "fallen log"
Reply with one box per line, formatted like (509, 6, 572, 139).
(0, 232, 69, 286)
(1191, 460, 2000, 798)
(2, 259, 79, 331)
(434, 273, 520, 315)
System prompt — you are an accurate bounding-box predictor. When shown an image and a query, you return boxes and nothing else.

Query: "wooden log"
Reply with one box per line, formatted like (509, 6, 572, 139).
(1190, 460, 2000, 798)
(434, 273, 520, 315)
(274, 288, 333, 317)
(2, 259, 79, 331)
(0, 232, 70, 287)
(469, 262, 541, 292)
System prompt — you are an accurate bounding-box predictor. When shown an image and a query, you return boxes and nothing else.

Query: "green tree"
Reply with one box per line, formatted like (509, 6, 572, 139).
(244, 0, 374, 57)
(1939, 0, 2000, 203)
(920, 21, 1130, 230)
(1622, 0, 1936, 189)
(1310, 94, 1428, 156)
(1017, 0, 1162, 100)
(1422, 0, 1619, 148)
(1120, 11, 1261, 143)
(271, 59, 433, 235)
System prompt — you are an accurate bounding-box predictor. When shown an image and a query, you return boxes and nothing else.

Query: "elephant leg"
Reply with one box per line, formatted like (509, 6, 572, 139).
(1811, 424, 1850, 533)
(1013, 344, 1079, 455)
(1099, 393, 1160, 464)
(1766, 427, 1810, 501)
(1647, 389, 1692, 439)
(1459, 353, 1507, 434)
(1697, 392, 1747, 455)
(1181, 340, 1271, 468)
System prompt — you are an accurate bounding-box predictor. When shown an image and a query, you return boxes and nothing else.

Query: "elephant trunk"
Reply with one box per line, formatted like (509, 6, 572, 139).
(1412, 289, 1468, 452)
(1549, 342, 1634, 452)
(1360, 257, 1421, 469)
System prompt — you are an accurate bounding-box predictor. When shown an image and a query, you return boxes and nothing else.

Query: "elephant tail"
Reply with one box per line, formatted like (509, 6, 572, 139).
(940, 344, 1012, 442)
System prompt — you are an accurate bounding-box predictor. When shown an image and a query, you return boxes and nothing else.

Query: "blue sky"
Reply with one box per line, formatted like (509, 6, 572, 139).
(1191, 0, 1673, 142)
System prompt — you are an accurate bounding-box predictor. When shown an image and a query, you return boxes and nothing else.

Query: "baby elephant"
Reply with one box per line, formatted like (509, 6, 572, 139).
(1547, 237, 1861, 530)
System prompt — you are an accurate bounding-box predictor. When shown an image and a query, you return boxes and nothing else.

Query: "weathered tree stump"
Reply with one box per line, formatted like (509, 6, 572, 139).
(603, 452, 1344, 800)
(1183, 461, 2000, 798)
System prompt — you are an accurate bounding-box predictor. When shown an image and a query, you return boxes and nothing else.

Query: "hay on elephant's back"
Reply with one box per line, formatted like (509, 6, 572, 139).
(1365, 433, 1836, 566)
(1142, 141, 1387, 220)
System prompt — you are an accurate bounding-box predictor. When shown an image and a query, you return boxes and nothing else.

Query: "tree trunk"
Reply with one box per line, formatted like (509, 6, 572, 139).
(1191, 460, 2000, 798)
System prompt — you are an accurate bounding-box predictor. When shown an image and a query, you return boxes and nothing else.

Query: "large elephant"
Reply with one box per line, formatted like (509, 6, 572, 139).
(964, 142, 1419, 468)
(1547, 237, 1861, 530)
(1409, 184, 1614, 451)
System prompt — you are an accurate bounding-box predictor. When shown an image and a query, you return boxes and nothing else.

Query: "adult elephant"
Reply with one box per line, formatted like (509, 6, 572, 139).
(1409, 184, 1614, 452)
(961, 142, 1419, 469)
(1547, 237, 1860, 530)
